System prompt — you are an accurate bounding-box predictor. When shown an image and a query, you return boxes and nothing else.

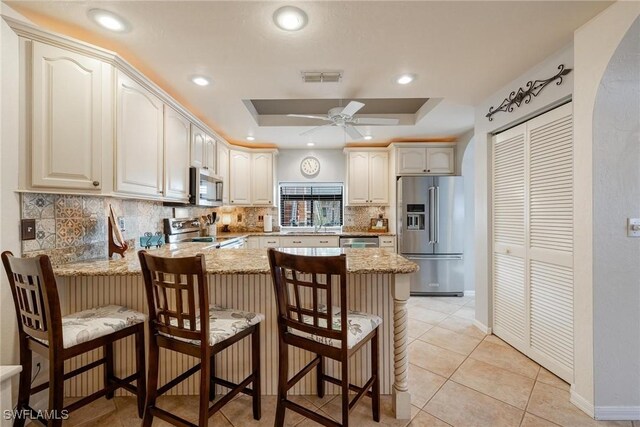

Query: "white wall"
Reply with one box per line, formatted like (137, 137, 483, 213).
(473, 44, 574, 329)
(461, 137, 475, 292)
(276, 149, 345, 183)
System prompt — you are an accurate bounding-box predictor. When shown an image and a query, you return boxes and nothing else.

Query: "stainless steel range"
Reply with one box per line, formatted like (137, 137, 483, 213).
(163, 217, 245, 248)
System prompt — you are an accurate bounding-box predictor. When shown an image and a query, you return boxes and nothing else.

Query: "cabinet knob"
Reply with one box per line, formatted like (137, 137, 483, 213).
(92, 181, 100, 187)
(423, 169, 426, 172)
(158, 190, 163, 194)
(427, 169, 431, 172)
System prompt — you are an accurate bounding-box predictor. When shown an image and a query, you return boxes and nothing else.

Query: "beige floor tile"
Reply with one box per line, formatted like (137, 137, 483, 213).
(437, 316, 486, 340)
(430, 296, 474, 306)
(75, 410, 123, 427)
(469, 340, 540, 379)
(450, 358, 535, 409)
(409, 318, 435, 339)
(300, 393, 337, 409)
(408, 306, 449, 325)
(408, 410, 451, 426)
(64, 396, 117, 426)
(418, 326, 482, 356)
(536, 367, 570, 391)
(451, 306, 475, 320)
(412, 298, 462, 315)
(483, 334, 512, 348)
(424, 381, 524, 427)
(464, 299, 476, 308)
(317, 395, 419, 426)
(408, 340, 466, 378)
(520, 412, 560, 426)
(527, 382, 603, 427)
(221, 395, 310, 426)
(408, 363, 448, 408)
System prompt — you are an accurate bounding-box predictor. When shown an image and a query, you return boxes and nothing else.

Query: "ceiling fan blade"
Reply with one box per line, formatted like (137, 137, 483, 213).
(287, 114, 332, 121)
(354, 117, 399, 125)
(340, 101, 365, 117)
(300, 123, 334, 136)
(344, 125, 364, 140)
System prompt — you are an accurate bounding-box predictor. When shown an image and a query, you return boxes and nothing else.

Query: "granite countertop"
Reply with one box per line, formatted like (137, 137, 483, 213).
(53, 244, 417, 277)
(219, 231, 396, 238)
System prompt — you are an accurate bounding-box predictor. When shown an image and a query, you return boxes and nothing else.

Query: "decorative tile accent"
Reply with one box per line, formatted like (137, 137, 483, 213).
(22, 193, 55, 219)
(82, 197, 104, 218)
(55, 195, 83, 218)
(84, 217, 106, 244)
(21, 218, 56, 252)
(56, 218, 85, 248)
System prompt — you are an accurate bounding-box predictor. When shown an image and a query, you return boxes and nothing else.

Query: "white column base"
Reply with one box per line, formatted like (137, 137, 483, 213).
(391, 274, 411, 419)
(392, 388, 412, 419)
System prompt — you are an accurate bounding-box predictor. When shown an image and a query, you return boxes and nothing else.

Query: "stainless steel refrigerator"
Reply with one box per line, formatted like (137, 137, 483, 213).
(397, 176, 464, 296)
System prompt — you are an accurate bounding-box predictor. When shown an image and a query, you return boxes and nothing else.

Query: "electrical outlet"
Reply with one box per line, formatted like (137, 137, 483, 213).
(21, 219, 36, 240)
(117, 216, 126, 231)
(237, 214, 243, 222)
(628, 218, 640, 237)
(258, 215, 264, 223)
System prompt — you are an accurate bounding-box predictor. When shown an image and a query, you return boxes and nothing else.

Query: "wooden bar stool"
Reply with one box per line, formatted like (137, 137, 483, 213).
(138, 251, 263, 427)
(1, 252, 146, 427)
(267, 248, 381, 427)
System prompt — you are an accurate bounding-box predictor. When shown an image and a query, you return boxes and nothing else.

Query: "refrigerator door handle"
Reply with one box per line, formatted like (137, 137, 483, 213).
(428, 186, 435, 244)
(435, 186, 440, 243)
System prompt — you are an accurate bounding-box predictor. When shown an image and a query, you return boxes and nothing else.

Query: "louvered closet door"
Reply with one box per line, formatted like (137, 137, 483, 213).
(492, 123, 528, 351)
(527, 103, 574, 382)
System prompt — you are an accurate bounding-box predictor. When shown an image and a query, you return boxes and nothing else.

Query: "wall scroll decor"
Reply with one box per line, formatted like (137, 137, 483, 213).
(486, 64, 572, 121)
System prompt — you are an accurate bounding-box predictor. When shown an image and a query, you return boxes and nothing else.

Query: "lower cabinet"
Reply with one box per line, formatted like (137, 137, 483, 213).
(379, 236, 396, 253)
(280, 236, 340, 248)
(259, 236, 280, 248)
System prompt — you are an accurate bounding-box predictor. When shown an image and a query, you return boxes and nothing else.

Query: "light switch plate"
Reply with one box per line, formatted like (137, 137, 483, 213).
(117, 216, 126, 231)
(628, 218, 640, 237)
(21, 219, 36, 240)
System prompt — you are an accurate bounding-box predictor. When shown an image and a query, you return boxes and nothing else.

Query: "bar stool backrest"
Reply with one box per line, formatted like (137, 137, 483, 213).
(1, 251, 62, 348)
(138, 251, 210, 344)
(267, 249, 348, 349)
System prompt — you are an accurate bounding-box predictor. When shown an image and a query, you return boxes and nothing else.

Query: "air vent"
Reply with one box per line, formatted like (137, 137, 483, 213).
(301, 71, 342, 83)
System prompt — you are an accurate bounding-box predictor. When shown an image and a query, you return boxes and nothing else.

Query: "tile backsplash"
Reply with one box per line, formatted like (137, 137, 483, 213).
(20, 193, 388, 265)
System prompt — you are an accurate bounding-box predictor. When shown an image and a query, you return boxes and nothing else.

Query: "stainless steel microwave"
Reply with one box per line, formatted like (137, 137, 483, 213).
(189, 167, 223, 207)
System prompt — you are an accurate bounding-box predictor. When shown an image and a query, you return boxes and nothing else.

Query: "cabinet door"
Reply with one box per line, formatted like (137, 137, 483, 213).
(229, 150, 251, 205)
(164, 106, 190, 201)
(397, 148, 427, 174)
(217, 144, 230, 205)
(31, 42, 103, 190)
(205, 135, 216, 173)
(190, 125, 206, 169)
(251, 153, 274, 205)
(259, 236, 281, 248)
(379, 236, 396, 252)
(368, 152, 389, 204)
(115, 71, 163, 197)
(347, 152, 370, 204)
(426, 147, 455, 174)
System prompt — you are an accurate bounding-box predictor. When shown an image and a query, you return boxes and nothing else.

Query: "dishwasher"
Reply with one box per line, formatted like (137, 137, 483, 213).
(339, 236, 379, 248)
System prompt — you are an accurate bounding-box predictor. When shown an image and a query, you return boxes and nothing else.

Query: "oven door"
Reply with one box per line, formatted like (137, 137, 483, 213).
(190, 167, 223, 206)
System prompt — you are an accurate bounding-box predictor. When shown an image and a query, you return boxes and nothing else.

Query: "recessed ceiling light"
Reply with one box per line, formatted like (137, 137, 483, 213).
(246, 136, 255, 141)
(273, 6, 308, 31)
(396, 74, 416, 85)
(191, 76, 211, 86)
(88, 9, 128, 32)
(307, 142, 315, 147)
(364, 135, 373, 140)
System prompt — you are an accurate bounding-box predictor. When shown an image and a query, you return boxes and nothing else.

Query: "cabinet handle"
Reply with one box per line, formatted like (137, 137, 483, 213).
(293, 240, 302, 244)
(320, 240, 328, 243)
(203, 166, 208, 170)
(92, 181, 100, 187)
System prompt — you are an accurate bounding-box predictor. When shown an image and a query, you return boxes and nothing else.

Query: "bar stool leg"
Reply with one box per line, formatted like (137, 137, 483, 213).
(14, 343, 32, 427)
(198, 348, 211, 427)
(251, 324, 261, 420)
(316, 354, 325, 398)
(104, 343, 115, 399)
(135, 329, 146, 418)
(274, 338, 288, 427)
(48, 357, 64, 427)
(142, 340, 159, 427)
(371, 329, 380, 422)
(209, 355, 216, 401)
(341, 358, 349, 427)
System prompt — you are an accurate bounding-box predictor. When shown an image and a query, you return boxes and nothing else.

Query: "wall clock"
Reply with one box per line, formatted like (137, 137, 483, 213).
(300, 156, 320, 178)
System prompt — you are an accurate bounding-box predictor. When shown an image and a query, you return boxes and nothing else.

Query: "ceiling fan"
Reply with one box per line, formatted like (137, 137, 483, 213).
(287, 101, 399, 140)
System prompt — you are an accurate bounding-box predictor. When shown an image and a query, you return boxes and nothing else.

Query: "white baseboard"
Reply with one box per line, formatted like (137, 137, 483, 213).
(594, 406, 640, 421)
(464, 290, 475, 296)
(570, 385, 595, 418)
(473, 319, 492, 334)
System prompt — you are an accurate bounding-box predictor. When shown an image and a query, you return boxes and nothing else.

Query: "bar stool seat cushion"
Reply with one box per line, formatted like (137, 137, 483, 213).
(161, 305, 265, 347)
(290, 305, 382, 349)
(36, 305, 146, 349)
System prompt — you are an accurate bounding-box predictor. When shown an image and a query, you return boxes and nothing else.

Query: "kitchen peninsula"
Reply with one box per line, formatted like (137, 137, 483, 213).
(53, 245, 418, 419)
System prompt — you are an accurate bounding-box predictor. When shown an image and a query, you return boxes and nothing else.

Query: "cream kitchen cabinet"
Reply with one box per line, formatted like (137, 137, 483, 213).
(246, 236, 260, 249)
(259, 236, 281, 248)
(30, 42, 106, 191)
(347, 151, 389, 205)
(191, 124, 217, 172)
(280, 236, 339, 248)
(396, 146, 455, 175)
(251, 152, 274, 206)
(205, 135, 216, 174)
(217, 143, 230, 205)
(229, 150, 252, 205)
(115, 71, 164, 197)
(163, 106, 190, 201)
(379, 236, 397, 253)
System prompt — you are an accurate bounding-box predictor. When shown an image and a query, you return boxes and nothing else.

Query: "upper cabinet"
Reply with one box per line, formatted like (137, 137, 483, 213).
(346, 151, 389, 205)
(191, 125, 216, 173)
(396, 146, 455, 175)
(30, 42, 105, 191)
(229, 150, 252, 205)
(163, 106, 190, 201)
(115, 71, 164, 197)
(251, 152, 274, 205)
(205, 135, 216, 174)
(217, 143, 230, 205)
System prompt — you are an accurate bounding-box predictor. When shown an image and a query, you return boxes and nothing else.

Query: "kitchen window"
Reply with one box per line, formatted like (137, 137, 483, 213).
(279, 184, 343, 227)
